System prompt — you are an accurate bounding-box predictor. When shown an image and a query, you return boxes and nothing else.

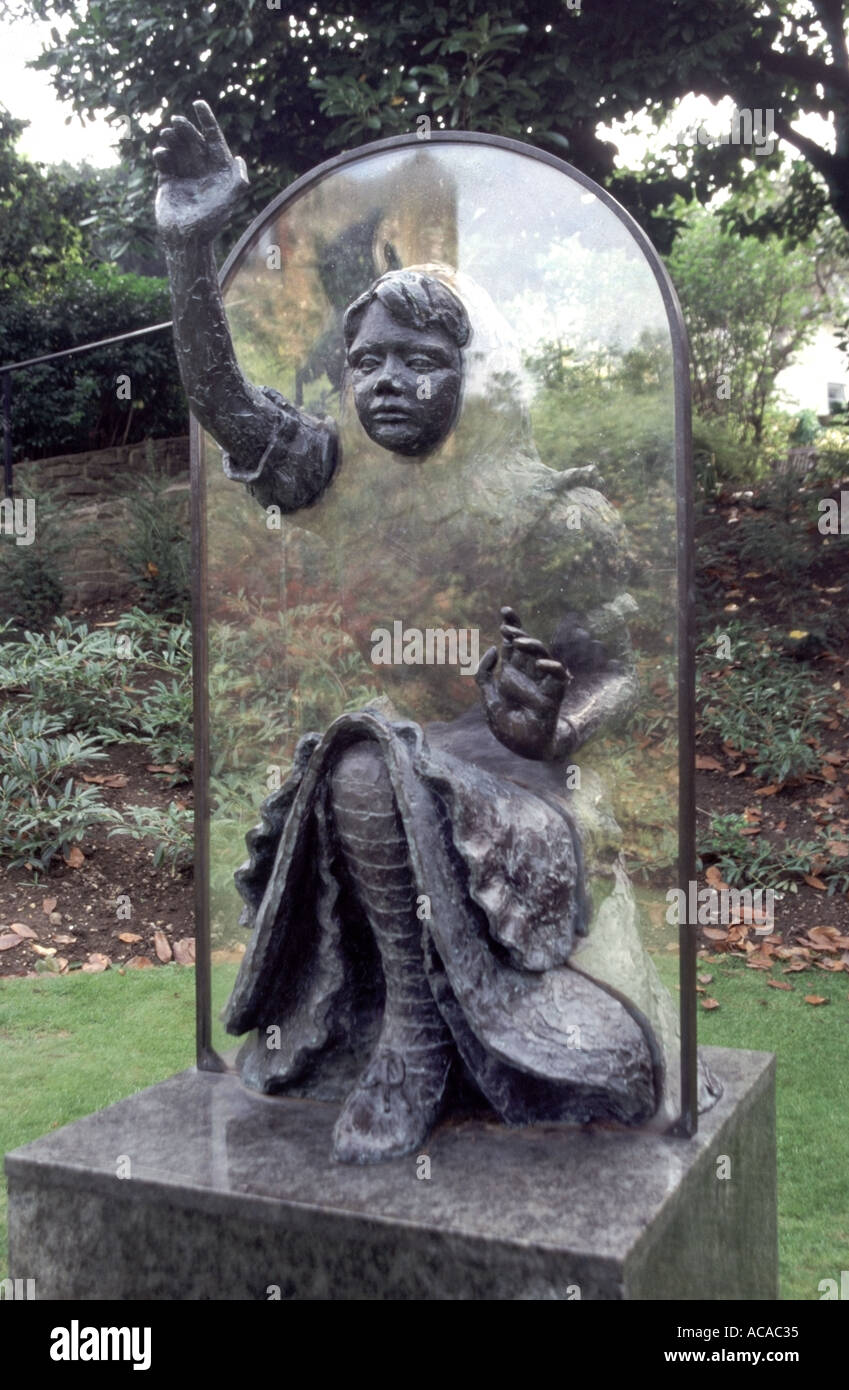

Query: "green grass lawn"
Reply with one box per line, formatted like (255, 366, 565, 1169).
(653, 950, 849, 1301)
(1, 956, 847, 1299)
(0, 968, 196, 1281)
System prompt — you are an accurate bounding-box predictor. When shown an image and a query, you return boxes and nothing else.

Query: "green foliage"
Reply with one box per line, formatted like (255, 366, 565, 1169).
(733, 475, 819, 586)
(0, 489, 66, 630)
(0, 107, 88, 294)
(691, 411, 759, 492)
(697, 623, 828, 785)
(109, 802, 193, 876)
(0, 708, 119, 872)
(813, 419, 849, 477)
(790, 409, 821, 445)
(699, 810, 849, 897)
(114, 465, 190, 618)
(9, 0, 849, 255)
(0, 610, 192, 767)
(698, 811, 821, 891)
(666, 206, 827, 448)
(527, 335, 673, 497)
(0, 265, 185, 461)
(0, 609, 193, 872)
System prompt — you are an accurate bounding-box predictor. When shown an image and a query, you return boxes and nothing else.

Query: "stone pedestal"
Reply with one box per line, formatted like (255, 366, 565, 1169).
(5, 1046, 776, 1300)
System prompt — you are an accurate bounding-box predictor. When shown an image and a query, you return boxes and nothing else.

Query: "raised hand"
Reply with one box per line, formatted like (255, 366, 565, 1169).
(475, 606, 570, 761)
(153, 100, 249, 244)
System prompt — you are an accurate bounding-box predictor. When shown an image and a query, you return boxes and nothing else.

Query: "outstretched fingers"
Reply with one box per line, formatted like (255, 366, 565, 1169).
(192, 99, 235, 169)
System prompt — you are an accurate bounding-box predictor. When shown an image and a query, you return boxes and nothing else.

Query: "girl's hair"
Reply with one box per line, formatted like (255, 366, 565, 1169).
(343, 269, 471, 352)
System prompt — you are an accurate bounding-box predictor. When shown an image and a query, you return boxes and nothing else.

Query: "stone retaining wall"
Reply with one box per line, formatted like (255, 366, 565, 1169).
(13, 436, 190, 607)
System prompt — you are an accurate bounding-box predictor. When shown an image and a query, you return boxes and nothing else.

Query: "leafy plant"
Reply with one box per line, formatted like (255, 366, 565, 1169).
(697, 811, 821, 893)
(0, 610, 192, 754)
(109, 802, 193, 876)
(0, 709, 119, 872)
(0, 488, 67, 631)
(114, 465, 190, 618)
(697, 625, 827, 786)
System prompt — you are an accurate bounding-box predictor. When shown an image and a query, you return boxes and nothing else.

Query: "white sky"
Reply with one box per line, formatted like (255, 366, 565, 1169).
(0, 12, 119, 166)
(0, 11, 835, 176)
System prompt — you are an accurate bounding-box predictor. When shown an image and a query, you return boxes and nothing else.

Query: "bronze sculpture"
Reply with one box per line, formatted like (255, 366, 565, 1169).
(155, 103, 720, 1163)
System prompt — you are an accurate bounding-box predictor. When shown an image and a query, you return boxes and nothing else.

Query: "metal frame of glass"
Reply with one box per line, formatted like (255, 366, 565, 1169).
(189, 131, 697, 1133)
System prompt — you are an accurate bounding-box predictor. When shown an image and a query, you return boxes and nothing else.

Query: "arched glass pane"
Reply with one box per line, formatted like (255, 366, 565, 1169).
(200, 138, 692, 1130)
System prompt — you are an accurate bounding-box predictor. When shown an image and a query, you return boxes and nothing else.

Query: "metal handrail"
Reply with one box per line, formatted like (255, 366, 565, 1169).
(1, 319, 173, 497)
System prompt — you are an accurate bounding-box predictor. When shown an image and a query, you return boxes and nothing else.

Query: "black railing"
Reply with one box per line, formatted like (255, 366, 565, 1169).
(0, 320, 173, 497)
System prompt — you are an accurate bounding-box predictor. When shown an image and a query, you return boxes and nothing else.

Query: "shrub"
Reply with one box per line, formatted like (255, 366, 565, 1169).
(0, 488, 67, 630)
(114, 465, 190, 619)
(110, 802, 193, 876)
(0, 709, 119, 872)
(697, 811, 822, 892)
(697, 625, 828, 786)
(0, 265, 186, 461)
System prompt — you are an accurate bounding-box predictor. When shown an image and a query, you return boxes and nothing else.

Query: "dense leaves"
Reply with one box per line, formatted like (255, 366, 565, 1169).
(0, 266, 184, 457)
(667, 206, 840, 444)
(3, 0, 849, 254)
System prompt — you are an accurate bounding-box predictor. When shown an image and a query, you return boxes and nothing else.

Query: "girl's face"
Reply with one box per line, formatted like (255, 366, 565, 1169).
(347, 300, 463, 457)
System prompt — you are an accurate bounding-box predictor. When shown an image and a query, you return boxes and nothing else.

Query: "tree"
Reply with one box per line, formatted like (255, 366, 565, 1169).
(4, 0, 849, 255)
(665, 206, 837, 444)
(0, 105, 88, 292)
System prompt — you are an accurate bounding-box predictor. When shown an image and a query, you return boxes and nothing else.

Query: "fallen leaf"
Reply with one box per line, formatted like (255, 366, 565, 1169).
(767, 980, 794, 991)
(700, 997, 720, 1010)
(702, 927, 730, 942)
(146, 764, 177, 774)
(782, 961, 809, 974)
(746, 953, 774, 970)
(805, 926, 841, 949)
(698, 972, 714, 985)
(729, 762, 747, 777)
(803, 874, 828, 890)
(64, 846, 85, 868)
(696, 755, 724, 772)
(81, 772, 129, 788)
(124, 955, 154, 969)
(173, 937, 195, 965)
(54, 934, 76, 945)
(117, 932, 142, 944)
(81, 952, 110, 974)
(0, 933, 22, 951)
(41, 897, 57, 915)
(705, 865, 730, 891)
(153, 929, 173, 963)
(804, 994, 829, 1006)
(9, 922, 37, 939)
(754, 784, 781, 797)
(31, 943, 57, 958)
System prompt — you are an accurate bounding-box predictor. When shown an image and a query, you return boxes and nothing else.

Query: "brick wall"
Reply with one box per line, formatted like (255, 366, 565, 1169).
(13, 436, 189, 607)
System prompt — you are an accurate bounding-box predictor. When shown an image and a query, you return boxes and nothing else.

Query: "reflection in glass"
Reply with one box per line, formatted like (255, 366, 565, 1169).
(203, 142, 699, 1132)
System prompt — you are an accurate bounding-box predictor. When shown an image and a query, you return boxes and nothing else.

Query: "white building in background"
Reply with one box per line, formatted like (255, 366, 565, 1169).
(774, 323, 849, 417)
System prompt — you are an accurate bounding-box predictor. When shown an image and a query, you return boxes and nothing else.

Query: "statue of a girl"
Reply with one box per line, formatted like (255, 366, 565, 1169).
(154, 103, 720, 1163)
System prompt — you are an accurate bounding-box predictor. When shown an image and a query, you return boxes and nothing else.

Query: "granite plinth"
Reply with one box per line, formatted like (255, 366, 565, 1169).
(6, 1046, 776, 1301)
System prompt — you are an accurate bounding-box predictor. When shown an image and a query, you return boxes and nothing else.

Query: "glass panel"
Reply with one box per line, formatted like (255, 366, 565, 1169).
(203, 140, 685, 1126)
